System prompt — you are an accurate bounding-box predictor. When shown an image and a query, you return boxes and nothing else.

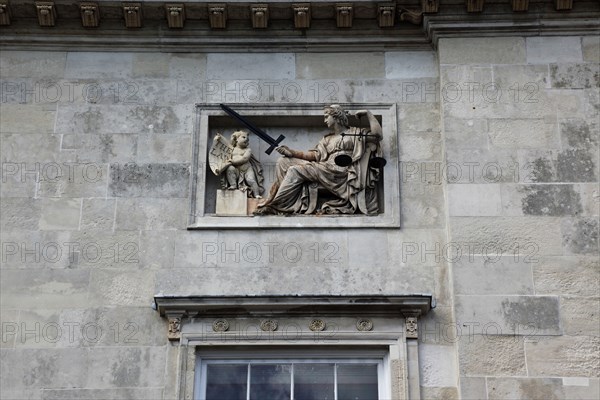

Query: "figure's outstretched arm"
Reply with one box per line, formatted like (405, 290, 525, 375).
(355, 110, 382, 141)
(276, 145, 317, 161)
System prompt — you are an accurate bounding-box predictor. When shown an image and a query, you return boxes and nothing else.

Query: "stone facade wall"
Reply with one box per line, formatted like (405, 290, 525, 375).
(1, 35, 598, 399)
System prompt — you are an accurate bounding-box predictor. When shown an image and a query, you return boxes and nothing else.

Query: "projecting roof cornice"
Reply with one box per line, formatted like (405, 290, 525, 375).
(0, 0, 598, 51)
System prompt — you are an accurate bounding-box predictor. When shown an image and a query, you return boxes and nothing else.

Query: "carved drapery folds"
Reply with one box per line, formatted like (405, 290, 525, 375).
(166, 3, 185, 28)
(122, 2, 142, 28)
(35, 1, 56, 27)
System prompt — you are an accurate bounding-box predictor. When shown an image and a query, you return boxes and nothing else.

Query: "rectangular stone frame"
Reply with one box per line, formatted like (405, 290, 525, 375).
(188, 103, 400, 229)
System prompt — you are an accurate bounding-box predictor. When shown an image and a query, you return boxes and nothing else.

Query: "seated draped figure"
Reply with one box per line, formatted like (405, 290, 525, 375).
(255, 104, 384, 216)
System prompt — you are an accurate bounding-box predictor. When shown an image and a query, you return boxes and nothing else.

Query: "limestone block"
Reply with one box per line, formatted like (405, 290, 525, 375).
(67, 230, 140, 269)
(109, 163, 190, 198)
(0, 269, 90, 309)
(487, 377, 565, 400)
(215, 189, 247, 216)
(348, 230, 388, 268)
(387, 228, 447, 268)
(460, 377, 487, 400)
(549, 89, 587, 119)
(132, 53, 169, 78)
(419, 343, 458, 387)
(453, 256, 534, 295)
(1, 389, 41, 400)
(0, 198, 41, 230)
(37, 164, 108, 198)
(0, 310, 18, 348)
(362, 78, 439, 103)
(398, 103, 441, 132)
(458, 335, 527, 376)
(0, 51, 66, 78)
(560, 118, 598, 150)
(0, 104, 57, 134)
(0, 229, 72, 269)
(444, 118, 488, 150)
(533, 256, 599, 296)
(0, 348, 87, 389)
(114, 198, 187, 230)
(455, 295, 561, 335)
(136, 135, 191, 163)
(488, 118, 558, 149)
(438, 37, 526, 65)
(0, 167, 37, 198)
(400, 186, 445, 228)
(39, 198, 80, 230)
(65, 52, 132, 79)
(551, 63, 600, 89)
(501, 184, 584, 217)
(449, 216, 563, 256)
(207, 53, 294, 79)
(526, 37, 583, 64)
(385, 51, 438, 79)
(172, 230, 219, 269)
(80, 199, 115, 231)
(15, 309, 70, 348)
(139, 230, 176, 270)
(447, 184, 502, 216)
(433, 267, 452, 307)
(89, 270, 154, 306)
(562, 217, 599, 255)
(561, 297, 600, 336)
(399, 131, 442, 161)
(577, 183, 600, 216)
(41, 388, 164, 400)
(582, 36, 600, 63)
(564, 378, 600, 400)
(420, 386, 459, 400)
(517, 148, 597, 183)
(56, 104, 193, 135)
(86, 346, 166, 388)
(169, 53, 207, 80)
(525, 336, 600, 377)
(60, 134, 136, 164)
(493, 64, 550, 89)
(297, 53, 385, 79)
(418, 306, 455, 344)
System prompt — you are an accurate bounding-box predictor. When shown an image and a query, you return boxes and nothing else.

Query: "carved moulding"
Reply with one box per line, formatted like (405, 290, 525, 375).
(166, 3, 185, 29)
(378, 3, 396, 28)
(251, 3, 268, 28)
(80, 2, 99, 28)
(292, 3, 310, 28)
(122, 2, 142, 28)
(35, 1, 55, 27)
(335, 3, 353, 28)
(189, 103, 400, 229)
(209, 3, 227, 29)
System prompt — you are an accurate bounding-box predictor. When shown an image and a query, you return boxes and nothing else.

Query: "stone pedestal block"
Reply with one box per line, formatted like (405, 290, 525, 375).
(216, 190, 247, 216)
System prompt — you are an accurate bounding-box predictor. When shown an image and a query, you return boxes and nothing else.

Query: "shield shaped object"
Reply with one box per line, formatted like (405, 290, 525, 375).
(208, 133, 233, 176)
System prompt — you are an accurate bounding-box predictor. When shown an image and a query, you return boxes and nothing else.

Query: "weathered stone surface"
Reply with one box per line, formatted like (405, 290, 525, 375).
(215, 189, 248, 216)
(400, 184, 445, 228)
(526, 37, 583, 64)
(562, 217, 599, 255)
(132, 53, 169, 78)
(564, 378, 600, 400)
(0, 167, 37, 198)
(551, 63, 600, 89)
(0, 104, 57, 134)
(516, 184, 583, 216)
(0, 310, 18, 348)
(387, 228, 447, 268)
(487, 377, 565, 400)
(460, 377, 487, 400)
(488, 118, 558, 149)
(449, 216, 563, 256)
(533, 256, 599, 296)
(582, 36, 600, 63)
(89, 270, 154, 306)
(0, 348, 88, 389)
(458, 335, 527, 376)
(0, 229, 72, 269)
(65, 52, 132, 79)
(525, 336, 600, 377)
(207, 53, 294, 79)
(560, 118, 598, 149)
(169, 53, 207, 80)
(362, 78, 438, 103)
(115, 198, 187, 230)
(39, 198, 81, 230)
(37, 165, 108, 198)
(453, 256, 534, 295)
(455, 295, 561, 335)
(439, 37, 526, 65)
(578, 183, 600, 216)
(0, 198, 41, 230)
(67, 230, 140, 269)
(42, 388, 164, 400)
(0, 51, 66, 78)
(385, 51, 438, 79)
(136, 135, 191, 163)
(138, 230, 176, 269)
(420, 386, 459, 400)
(418, 306, 455, 344)
(80, 199, 115, 231)
(297, 52, 385, 79)
(445, 148, 519, 183)
(56, 104, 193, 135)
(61, 134, 137, 163)
(518, 148, 598, 183)
(399, 131, 442, 161)
(109, 163, 190, 198)
(444, 118, 488, 149)
(0, 269, 90, 309)
(86, 346, 166, 388)
(561, 297, 600, 336)
(419, 343, 458, 387)
(398, 103, 441, 132)
(447, 184, 502, 216)
(493, 64, 550, 89)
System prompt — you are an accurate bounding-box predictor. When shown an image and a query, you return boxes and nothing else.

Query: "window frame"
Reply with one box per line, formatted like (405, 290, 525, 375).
(194, 348, 392, 400)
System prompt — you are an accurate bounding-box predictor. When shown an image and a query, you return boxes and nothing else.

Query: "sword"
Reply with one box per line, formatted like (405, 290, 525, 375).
(220, 104, 285, 155)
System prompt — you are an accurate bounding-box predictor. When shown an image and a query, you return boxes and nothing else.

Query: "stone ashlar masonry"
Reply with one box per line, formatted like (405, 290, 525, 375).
(0, 36, 599, 399)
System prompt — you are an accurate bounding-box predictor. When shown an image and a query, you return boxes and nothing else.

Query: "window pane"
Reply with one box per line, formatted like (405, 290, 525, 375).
(206, 364, 247, 400)
(249, 364, 291, 400)
(337, 364, 378, 400)
(294, 363, 335, 400)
